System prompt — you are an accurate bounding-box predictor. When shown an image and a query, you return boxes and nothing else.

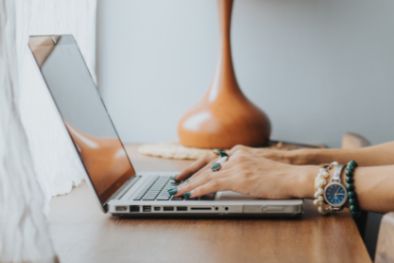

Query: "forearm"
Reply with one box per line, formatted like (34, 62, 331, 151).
(288, 164, 394, 213)
(290, 141, 394, 166)
(352, 165, 394, 213)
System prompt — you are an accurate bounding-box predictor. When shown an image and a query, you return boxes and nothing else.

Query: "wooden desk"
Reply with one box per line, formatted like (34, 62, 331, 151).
(49, 146, 371, 263)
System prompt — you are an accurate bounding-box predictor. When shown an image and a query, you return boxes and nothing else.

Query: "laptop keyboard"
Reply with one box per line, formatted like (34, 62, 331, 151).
(133, 176, 215, 201)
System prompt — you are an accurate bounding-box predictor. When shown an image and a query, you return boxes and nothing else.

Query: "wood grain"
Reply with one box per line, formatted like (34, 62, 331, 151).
(48, 145, 371, 263)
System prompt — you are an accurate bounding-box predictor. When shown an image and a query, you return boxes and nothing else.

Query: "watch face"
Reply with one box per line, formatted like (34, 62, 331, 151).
(324, 183, 347, 207)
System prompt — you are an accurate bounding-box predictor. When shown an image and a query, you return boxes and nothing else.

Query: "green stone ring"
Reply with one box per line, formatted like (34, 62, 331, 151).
(213, 149, 229, 158)
(211, 149, 229, 172)
(211, 162, 222, 172)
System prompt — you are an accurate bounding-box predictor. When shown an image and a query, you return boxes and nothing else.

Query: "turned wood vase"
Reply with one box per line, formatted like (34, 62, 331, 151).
(178, 0, 271, 149)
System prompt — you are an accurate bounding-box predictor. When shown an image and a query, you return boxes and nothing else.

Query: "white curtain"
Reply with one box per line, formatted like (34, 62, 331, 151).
(0, 0, 97, 261)
(20, 0, 97, 203)
(0, 1, 56, 261)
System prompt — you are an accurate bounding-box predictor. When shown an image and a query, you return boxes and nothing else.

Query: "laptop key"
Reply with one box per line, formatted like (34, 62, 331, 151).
(143, 194, 160, 200)
(142, 197, 156, 201)
(134, 176, 159, 201)
(156, 195, 171, 201)
(143, 192, 161, 200)
(141, 176, 170, 201)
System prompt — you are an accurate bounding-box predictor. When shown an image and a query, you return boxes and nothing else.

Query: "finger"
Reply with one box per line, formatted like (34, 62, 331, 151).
(189, 178, 230, 198)
(182, 162, 211, 182)
(176, 164, 231, 196)
(258, 150, 289, 163)
(229, 144, 251, 155)
(176, 170, 215, 196)
(229, 145, 242, 155)
(176, 156, 229, 193)
(176, 155, 211, 181)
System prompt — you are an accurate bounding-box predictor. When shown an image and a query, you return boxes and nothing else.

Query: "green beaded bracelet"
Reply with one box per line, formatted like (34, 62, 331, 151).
(344, 160, 361, 218)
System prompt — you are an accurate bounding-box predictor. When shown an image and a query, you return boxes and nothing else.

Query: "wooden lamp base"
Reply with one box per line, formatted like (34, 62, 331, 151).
(177, 0, 271, 149)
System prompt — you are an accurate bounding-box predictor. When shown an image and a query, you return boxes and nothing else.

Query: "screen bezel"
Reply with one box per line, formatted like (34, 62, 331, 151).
(28, 34, 137, 211)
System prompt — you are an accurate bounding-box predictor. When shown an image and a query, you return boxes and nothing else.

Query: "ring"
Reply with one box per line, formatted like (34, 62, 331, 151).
(211, 162, 222, 172)
(213, 149, 229, 158)
(211, 150, 229, 172)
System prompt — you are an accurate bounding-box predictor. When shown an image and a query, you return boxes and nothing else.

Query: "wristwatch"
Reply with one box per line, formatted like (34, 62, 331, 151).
(323, 164, 348, 211)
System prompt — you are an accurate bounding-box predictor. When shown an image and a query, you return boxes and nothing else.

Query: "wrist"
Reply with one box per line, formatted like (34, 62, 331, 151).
(288, 148, 345, 165)
(285, 165, 319, 199)
(287, 149, 319, 165)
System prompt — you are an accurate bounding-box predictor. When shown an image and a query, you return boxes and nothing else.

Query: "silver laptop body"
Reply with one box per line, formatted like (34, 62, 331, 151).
(29, 35, 303, 218)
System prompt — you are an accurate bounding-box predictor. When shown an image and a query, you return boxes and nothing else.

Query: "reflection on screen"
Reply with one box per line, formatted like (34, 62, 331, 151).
(29, 35, 136, 205)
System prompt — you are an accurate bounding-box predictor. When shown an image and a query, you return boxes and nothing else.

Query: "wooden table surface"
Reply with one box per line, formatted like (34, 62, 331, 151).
(49, 146, 372, 263)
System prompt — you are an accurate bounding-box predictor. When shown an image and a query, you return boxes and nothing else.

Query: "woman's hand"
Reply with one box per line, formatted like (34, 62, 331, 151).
(176, 145, 314, 184)
(175, 145, 294, 183)
(174, 146, 317, 199)
(237, 145, 319, 165)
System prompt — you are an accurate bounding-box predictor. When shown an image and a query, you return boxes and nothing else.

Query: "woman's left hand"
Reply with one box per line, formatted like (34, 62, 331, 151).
(174, 147, 317, 199)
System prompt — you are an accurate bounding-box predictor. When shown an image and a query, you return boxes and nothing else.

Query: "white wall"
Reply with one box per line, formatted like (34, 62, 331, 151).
(97, 0, 394, 147)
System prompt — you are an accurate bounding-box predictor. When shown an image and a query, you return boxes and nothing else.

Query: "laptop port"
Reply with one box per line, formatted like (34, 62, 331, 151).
(190, 207, 212, 211)
(129, 205, 140, 212)
(154, 206, 161, 211)
(115, 206, 128, 212)
(142, 206, 151, 212)
(163, 206, 174, 211)
(176, 206, 187, 211)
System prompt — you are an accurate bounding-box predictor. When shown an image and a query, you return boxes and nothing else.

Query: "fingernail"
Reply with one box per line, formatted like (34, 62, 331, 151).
(167, 188, 178, 196)
(183, 192, 191, 200)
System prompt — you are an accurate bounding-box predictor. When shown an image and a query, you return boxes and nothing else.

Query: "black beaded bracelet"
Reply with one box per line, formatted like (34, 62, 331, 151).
(345, 160, 361, 218)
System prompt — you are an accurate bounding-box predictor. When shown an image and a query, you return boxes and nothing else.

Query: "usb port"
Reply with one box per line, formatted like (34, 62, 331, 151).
(115, 206, 128, 212)
(142, 206, 151, 212)
(176, 206, 187, 211)
(129, 205, 140, 212)
(163, 206, 174, 211)
(154, 207, 161, 211)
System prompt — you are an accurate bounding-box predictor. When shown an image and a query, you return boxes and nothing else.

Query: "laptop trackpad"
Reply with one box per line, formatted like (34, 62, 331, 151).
(215, 191, 256, 200)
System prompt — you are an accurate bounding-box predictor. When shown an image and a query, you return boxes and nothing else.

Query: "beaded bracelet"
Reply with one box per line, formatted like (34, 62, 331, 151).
(313, 162, 336, 215)
(344, 160, 361, 218)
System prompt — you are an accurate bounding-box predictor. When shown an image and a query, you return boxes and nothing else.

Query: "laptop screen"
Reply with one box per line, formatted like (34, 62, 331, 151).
(29, 35, 136, 207)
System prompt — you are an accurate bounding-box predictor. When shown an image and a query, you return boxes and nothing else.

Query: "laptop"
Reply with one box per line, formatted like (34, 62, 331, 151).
(28, 35, 303, 218)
